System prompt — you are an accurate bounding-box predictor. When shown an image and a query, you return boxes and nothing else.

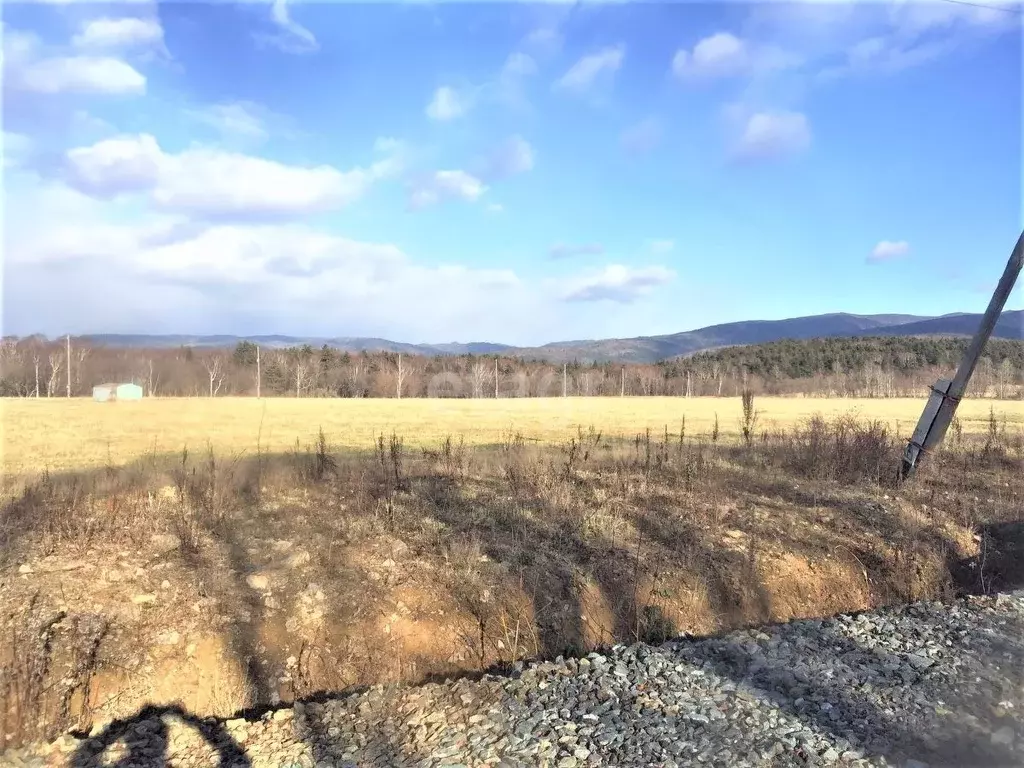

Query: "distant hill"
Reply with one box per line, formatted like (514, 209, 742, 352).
(79, 334, 515, 357)
(70, 309, 1023, 363)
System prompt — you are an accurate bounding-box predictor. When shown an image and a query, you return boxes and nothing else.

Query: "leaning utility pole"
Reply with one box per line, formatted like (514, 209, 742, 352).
(900, 229, 1024, 481)
(256, 345, 261, 398)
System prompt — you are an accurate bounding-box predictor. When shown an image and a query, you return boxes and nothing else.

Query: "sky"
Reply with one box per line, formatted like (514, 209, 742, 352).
(2, 0, 1022, 346)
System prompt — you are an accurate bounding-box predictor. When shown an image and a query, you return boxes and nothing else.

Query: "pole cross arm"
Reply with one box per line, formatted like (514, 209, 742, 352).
(899, 228, 1024, 482)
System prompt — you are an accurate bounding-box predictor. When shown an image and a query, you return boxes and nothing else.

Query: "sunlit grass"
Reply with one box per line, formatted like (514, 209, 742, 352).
(2, 395, 1022, 477)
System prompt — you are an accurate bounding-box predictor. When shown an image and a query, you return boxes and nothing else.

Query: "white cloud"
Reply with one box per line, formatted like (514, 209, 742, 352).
(64, 134, 402, 218)
(186, 101, 270, 142)
(265, 0, 318, 53)
(562, 264, 675, 303)
(731, 110, 811, 162)
(502, 52, 537, 78)
(408, 170, 487, 210)
(426, 86, 468, 121)
(647, 239, 674, 255)
(65, 134, 163, 195)
(673, 33, 748, 80)
(554, 45, 624, 93)
(549, 242, 604, 259)
(621, 118, 662, 155)
(746, 1, 1017, 87)
(868, 240, 910, 262)
(482, 135, 534, 180)
(72, 17, 163, 49)
(4, 172, 542, 341)
(13, 55, 146, 95)
(672, 32, 799, 81)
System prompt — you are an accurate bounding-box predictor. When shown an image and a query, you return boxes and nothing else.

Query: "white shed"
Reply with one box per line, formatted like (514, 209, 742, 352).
(93, 382, 144, 402)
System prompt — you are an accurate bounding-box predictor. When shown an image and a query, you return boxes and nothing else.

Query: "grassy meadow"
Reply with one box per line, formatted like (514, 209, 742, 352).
(3, 395, 1024, 478)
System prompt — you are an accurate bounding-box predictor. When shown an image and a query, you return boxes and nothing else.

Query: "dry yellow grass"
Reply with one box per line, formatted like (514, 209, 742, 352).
(2, 395, 1023, 477)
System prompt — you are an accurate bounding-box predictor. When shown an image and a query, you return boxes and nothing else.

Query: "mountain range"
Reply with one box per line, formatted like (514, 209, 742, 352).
(78, 310, 1024, 364)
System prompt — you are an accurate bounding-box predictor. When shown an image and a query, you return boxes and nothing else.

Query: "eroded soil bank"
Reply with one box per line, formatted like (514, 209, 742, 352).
(2, 420, 1021, 751)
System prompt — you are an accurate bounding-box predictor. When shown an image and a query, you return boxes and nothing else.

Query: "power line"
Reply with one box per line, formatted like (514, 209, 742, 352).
(933, 0, 1023, 16)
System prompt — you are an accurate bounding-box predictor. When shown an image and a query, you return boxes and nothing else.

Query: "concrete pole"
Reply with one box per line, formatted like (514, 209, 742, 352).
(900, 228, 1024, 480)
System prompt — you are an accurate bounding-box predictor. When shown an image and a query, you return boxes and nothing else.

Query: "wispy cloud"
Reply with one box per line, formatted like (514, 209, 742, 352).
(480, 135, 535, 180)
(562, 264, 674, 303)
(426, 85, 469, 121)
(554, 44, 624, 94)
(621, 118, 663, 155)
(407, 170, 487, 211)
(867, 240, 910, 263)
(549, 242, 604, 260)
(258, 0, 318, 54)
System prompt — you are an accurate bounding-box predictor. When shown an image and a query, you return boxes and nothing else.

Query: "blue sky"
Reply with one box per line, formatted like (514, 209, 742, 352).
(2, 0, 1021, 345)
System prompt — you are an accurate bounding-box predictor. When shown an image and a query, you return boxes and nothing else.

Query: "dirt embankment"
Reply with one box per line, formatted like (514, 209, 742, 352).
(2, 418, 1021, 751)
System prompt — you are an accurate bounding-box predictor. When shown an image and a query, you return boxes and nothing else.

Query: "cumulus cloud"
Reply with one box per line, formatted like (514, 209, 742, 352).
(408, 170, 487, 210)
(426, 86, 469, 121)
(672, 32, 799, 81)
(548, 242, 604, 260)
(673, 33, 748, 79)
(11, 55, 146, 95)
(72, 17, 163, 49)
(562, 265, 675, 303)
(621, 118, 663, 155)
(554, 45, 624, 93)
(4, 171, 542, 341)
(868, 240, 910, 263)
(64, 134, 402, 218)
(731, 110, 811, 162)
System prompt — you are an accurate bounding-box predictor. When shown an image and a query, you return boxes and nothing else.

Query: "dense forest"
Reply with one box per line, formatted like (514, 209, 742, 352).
(0, 335, 1021, 399)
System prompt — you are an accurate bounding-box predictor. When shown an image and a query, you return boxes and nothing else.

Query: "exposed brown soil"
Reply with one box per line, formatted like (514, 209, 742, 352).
(1, 416, 1021, 752)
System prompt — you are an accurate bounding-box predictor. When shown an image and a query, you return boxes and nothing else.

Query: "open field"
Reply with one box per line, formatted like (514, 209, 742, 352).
(3, 395, 1024, 478)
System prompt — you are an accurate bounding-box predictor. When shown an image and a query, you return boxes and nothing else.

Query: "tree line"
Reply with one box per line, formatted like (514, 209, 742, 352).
(0, 334, 1021, 399)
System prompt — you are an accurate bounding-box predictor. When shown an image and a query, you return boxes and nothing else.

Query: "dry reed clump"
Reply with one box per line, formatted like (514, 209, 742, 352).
(0, 413, 1021, 750)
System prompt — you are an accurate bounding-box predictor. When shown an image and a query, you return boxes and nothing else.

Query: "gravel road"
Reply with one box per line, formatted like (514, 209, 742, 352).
(9, 591, 1024, 768)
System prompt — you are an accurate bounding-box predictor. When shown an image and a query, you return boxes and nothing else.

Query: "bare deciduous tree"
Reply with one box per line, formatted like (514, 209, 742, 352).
(203, 355, 225, 397)
(46, 352, 63, 397)
(471, 361, 488, 398)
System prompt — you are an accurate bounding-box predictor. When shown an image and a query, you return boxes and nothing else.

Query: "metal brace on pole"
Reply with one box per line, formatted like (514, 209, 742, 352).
(899, 229, 1024, 482)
